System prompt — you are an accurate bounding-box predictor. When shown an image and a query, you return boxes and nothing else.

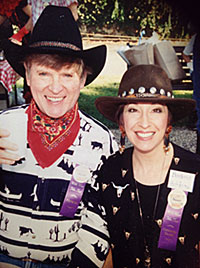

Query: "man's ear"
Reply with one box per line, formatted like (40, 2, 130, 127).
(80, 71, 87, 90)
(24, 63, 30, 86)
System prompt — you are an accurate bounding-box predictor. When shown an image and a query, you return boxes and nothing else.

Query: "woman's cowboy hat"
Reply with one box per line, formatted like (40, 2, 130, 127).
(1, 5, 106, 86)
(95, 64, 196, 123)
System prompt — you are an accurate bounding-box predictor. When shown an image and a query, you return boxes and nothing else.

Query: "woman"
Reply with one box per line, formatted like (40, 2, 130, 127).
(95, 64, 200, 268)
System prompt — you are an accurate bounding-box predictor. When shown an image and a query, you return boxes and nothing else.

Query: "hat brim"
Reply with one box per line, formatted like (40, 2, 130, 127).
(1, 38, 106, 86)
(95, 96, 196, 123)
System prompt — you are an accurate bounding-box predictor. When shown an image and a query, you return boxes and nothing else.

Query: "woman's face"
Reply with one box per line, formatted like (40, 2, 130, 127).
(122, 103, 169, 153)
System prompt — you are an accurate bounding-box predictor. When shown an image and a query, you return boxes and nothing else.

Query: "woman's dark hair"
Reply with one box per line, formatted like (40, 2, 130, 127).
(115, 104, 125, 126)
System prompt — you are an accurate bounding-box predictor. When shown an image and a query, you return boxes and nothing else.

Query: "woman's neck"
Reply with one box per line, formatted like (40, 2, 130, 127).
(132, 143, 174, 186)
(133, 142, 167, 163)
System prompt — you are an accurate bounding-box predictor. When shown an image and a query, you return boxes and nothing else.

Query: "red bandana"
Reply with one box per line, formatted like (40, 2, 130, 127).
(26, 100, 80, 168)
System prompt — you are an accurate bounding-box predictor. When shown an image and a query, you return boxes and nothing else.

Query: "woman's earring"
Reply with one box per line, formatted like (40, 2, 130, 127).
(119, 126, 126, 153)
(163, 125, 172, 154)
(164, 136, 170, 153)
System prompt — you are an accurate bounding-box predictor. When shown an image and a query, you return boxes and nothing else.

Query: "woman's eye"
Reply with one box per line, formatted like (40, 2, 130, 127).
(128, 108, 137, 113)
(153, 108, 162, 113)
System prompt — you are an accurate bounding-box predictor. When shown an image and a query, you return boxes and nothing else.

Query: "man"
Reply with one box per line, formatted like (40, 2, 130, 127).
(0, 6, 117, 268)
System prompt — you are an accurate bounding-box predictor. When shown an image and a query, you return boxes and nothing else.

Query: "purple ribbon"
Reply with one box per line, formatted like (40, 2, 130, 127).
(158, 190, 188, 251)
(60, 176, 86, 218)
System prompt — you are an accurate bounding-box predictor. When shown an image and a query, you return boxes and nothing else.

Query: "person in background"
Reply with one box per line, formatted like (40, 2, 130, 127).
(182, 34, 196, 77)
(28, 0, 78, 26)
(95, 64, 200, 268)
(0, 6, 117, 268)
(0, 0, 33, 105)
(0, 0, 32, 45)
(181, 22, 198, 134)
(193, 33, 200, 154)
(184, 32, 200, 155)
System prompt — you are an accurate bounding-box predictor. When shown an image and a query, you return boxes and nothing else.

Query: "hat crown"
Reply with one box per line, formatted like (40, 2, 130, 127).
(118, 64, 173, 99)
(29, 5, 82, 50)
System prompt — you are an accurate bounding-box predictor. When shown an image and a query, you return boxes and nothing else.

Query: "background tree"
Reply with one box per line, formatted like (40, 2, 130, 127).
(78, 0, 190, 38)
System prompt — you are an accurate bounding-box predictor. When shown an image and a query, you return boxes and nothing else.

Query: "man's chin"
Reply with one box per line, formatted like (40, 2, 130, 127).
(44, 109, 66, 119)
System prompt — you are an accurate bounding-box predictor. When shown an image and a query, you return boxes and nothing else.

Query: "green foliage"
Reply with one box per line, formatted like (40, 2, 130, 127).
(173, 90, 193, 99)
(78, 0, 113, 31)
(78, 0, 189, 38)
(79, 82, 118, 129)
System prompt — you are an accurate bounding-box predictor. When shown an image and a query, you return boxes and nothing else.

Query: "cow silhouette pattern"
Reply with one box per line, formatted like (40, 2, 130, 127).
(0, 106, 118, 266)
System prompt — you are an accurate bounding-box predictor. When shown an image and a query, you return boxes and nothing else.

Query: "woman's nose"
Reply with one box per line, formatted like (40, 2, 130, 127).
(138, 112, 150, 128)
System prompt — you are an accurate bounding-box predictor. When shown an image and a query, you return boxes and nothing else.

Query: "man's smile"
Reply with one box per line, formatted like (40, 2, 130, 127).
(45, 96, 66, 102)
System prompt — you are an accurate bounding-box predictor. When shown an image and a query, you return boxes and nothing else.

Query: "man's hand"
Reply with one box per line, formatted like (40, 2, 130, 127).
(0, 128, 20, 165)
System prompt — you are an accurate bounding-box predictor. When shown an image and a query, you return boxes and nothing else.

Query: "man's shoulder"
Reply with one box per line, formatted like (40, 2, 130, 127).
(0, 104, 29, 116)
(79, 110, 114, 135)
(78, 110, 118, 154)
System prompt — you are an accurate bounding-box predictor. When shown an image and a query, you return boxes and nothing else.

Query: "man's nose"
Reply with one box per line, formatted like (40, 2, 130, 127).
(49, 77, 63, 94)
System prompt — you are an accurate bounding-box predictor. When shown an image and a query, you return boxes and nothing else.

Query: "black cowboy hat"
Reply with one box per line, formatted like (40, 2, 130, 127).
(95, 64, 196, 123)
(1, 5, 106, 86)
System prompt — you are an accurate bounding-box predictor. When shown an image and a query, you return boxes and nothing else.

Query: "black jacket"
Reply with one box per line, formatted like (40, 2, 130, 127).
(98, 144, 200, 268)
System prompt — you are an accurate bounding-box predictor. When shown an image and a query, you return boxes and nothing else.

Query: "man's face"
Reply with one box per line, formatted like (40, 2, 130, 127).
(25, 62, 86, 118)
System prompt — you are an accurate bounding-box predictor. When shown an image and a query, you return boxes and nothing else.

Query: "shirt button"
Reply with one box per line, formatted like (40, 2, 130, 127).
(32, 235, 36, 239)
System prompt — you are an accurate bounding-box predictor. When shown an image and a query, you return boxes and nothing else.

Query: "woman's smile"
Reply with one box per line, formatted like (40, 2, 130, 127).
(135, 131, 155, 139)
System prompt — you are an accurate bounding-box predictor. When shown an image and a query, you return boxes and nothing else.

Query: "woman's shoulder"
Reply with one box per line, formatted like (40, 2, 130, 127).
(106, 146, 133, 162)
(173, 143, 200, 160)
(98, 147, 133, 185)
(99, 147, 133, 177)
(172, 143, 200, 171)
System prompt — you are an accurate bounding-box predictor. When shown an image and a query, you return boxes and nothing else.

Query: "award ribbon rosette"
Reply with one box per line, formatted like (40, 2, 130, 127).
(60, 165, 91, 218)
(158, 170, 195, 251)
